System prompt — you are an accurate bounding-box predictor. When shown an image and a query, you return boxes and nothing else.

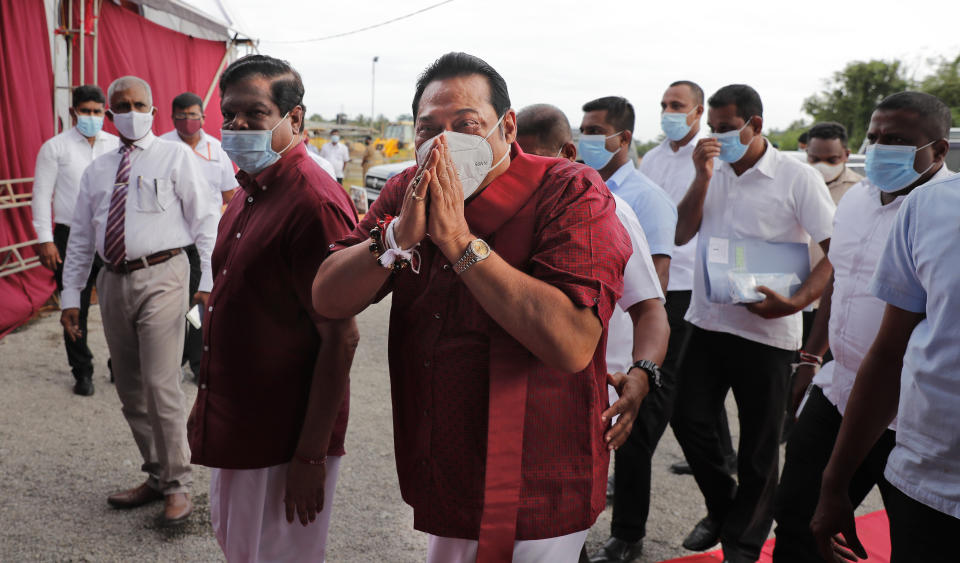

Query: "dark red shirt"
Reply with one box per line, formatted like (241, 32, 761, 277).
(333, 144, 630, 539)
(188, 142, 357, 469)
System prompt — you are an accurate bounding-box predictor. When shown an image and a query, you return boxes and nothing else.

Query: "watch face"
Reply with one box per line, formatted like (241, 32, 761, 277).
(470, 239, 491, 257)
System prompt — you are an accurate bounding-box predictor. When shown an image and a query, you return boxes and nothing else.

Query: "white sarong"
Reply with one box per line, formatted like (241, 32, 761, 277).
(426, 528, 588, 563)
(210, 456, 342, 563)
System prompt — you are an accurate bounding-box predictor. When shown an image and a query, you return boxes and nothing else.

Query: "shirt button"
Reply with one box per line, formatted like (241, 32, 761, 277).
(203, 345, 209, 351)
(208, 306, 213, 312)
(442, 264, 450, 271)
(222, 269, 227, 275)
(433, 312, 441, 320)
(423, 360, 431, 367)
(236, 232, 241, 239)
(247, 196, 253, 203)
(200, 383, 207, 390)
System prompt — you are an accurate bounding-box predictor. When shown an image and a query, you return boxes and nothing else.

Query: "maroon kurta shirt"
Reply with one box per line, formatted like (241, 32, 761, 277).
(188, 142, 358, 469)
(333, 144, 630, 540)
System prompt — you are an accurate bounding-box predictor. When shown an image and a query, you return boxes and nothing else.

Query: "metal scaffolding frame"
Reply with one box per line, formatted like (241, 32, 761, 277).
(0, 178, 42, 279)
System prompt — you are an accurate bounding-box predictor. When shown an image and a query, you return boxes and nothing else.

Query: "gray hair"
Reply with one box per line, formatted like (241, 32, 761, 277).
(107, 76, 153, 106)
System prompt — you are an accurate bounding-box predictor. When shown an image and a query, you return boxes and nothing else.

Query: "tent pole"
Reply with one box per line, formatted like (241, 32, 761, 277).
(92, 0, 100, 85)
(79, 0, 85, 84)
(201, 40, 234, 112)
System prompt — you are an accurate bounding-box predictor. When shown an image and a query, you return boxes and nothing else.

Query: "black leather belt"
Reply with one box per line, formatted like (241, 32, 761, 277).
(103, 248, 182, 274)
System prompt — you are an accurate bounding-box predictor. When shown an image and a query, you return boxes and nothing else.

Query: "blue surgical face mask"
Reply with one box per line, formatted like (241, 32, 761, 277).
(661, 107, 698, 141)
(578, 131, 623, 170)
(221, 112, 294, 174)
(864, 141, 936, 193)
(712, 119, 754, 163)
(331, 134, 340, 143)
(76, 115, 103, 138)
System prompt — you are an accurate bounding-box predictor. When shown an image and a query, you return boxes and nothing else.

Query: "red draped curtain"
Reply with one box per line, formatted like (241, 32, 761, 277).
(0, 0, 228, 338)
(0, 0, 57, 338)
(79, 1, 228, 136)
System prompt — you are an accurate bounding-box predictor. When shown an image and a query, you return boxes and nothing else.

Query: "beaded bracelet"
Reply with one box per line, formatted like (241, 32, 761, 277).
(294, 453, 327, 466)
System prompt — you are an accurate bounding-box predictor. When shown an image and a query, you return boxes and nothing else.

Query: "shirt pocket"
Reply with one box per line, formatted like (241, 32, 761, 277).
(135, 176, 176, 213)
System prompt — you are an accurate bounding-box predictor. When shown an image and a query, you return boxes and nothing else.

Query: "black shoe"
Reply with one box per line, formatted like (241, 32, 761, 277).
(682, 515, 721, 551)
(588, 537, 643, 563)
(606, 473, 615, 499)
(73, 376, 94, 396)
(670, 460, 693, 475)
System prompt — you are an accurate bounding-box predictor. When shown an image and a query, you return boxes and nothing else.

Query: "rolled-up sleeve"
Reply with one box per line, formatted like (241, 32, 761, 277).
(529, 172, 631, 326)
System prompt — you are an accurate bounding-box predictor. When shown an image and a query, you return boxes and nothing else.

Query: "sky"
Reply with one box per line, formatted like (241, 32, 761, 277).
(206, 0, 959, 142)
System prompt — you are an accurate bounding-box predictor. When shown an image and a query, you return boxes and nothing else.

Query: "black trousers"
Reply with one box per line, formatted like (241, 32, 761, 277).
(53, 223, 101, 381)
(881, 477, 960, 563)
(611, 291, 737, 541)
(181, 244, 202, 374)
(772, 385, 896, 562)
(672, 326, 794, 563)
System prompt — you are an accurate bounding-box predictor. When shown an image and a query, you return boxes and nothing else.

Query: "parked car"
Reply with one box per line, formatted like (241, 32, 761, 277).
(361, 159, 416, 206)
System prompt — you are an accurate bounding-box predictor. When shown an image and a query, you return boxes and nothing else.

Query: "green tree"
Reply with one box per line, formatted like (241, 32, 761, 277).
(308, 113, 324, 122)
(767, 119, 811, 151)
(634, 139, 660, 158)
(920, 55, 960, 126)
(803, 60, 911, 149)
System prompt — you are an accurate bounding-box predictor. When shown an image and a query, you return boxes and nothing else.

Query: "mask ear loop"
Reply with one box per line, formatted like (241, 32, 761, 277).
(273, 112, 298, 156)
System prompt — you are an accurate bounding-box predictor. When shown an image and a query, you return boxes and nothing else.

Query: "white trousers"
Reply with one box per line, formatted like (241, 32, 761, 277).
(210, 456, 342, 563)
(426, 528, 588, 563)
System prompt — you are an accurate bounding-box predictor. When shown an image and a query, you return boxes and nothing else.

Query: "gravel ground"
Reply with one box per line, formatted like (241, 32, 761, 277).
(0, 297, 882, 562)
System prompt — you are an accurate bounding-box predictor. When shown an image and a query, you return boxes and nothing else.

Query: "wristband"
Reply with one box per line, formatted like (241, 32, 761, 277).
(799, 350, 823, 366)
(294, 453, 327, 466)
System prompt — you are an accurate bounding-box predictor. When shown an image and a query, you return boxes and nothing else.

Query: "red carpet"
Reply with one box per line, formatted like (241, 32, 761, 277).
(661, 510, 890, 562)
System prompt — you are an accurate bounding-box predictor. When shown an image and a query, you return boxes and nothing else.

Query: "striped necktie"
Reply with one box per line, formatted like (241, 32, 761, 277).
(103, 143, 134, 266)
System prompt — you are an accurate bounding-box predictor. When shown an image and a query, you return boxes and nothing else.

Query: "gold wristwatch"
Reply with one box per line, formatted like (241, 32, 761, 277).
(453, 238, 491, 275)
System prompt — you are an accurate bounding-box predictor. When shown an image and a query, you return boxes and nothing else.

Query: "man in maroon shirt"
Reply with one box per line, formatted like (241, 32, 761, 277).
(187, 55, 358, 562)
(313, 52, 642, 562)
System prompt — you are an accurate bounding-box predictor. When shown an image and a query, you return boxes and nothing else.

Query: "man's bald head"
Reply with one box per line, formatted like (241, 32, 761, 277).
(516, 104, 573, 158)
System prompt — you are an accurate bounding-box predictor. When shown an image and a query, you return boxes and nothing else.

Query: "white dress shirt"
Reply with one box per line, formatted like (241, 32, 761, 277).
(685, 141, 836, 350)
(606, 193, 666, 376)
(31, 127, 119, 242)
(319, 141, 350, 177)
(638, 130, 705, 291)
(606, 161, 678, 258)
(868, 172, 960, 519)
(62, 132, 219, 308)
(308, 152, 338, 180)
(813, 166, 954, 420)
(159, 130, 237, 206)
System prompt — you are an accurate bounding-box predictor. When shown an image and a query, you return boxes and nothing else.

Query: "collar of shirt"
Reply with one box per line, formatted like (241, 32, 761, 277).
(237, 140, 308, 195)
(717, 138, 776, 179)
(607, 160, 636, 191)
(70, 126, 113, 146)
(828, 165, 861, 188)
(127, 131, 156, 151)
(660, 127, 705, 156)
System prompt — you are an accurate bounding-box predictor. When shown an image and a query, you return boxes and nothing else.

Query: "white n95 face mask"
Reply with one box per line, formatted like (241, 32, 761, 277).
(811, 161, 844, 183)
(110, 108, 155, 141)
(415, 113, 510, 200)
